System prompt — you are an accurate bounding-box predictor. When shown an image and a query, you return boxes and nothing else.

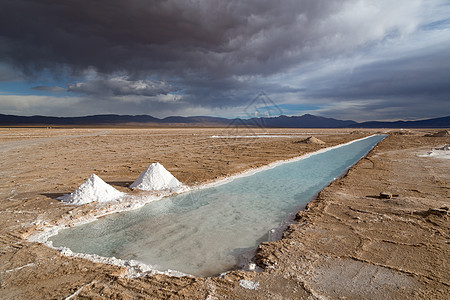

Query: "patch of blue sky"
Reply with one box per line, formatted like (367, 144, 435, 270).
(0, 81, 32, 95)
(422, 18, 450, 31)
(0, 67, 82, 97)
(0, 80, 78, 97)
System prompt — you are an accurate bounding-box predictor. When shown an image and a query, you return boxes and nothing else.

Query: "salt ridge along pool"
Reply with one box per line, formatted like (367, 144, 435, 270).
(50, 134, 386, 277)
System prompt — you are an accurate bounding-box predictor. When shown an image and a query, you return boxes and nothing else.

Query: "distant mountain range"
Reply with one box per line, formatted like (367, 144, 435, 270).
(0, 113, 448, 128)
(347, 116, 450, 128)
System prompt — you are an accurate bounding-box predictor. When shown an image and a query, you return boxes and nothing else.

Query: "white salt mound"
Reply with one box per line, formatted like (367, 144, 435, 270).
(58, 174, 124, 205)
(130, 162, 183, 191)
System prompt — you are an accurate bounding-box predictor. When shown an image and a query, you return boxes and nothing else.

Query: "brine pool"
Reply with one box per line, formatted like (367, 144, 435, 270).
(50, 135, 386, 276)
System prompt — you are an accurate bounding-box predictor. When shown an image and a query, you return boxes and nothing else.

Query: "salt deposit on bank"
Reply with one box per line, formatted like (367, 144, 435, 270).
(58, 174, 124, 205)
(418, 144, 450, 159)
(130, 162, 185, 191)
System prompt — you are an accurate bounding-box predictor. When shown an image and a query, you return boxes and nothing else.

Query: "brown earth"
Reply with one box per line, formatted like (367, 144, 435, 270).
(0, 127, 449, 299)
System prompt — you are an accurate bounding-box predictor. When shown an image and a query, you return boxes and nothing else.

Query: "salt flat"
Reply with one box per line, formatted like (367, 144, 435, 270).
(0, 127, 448, 299)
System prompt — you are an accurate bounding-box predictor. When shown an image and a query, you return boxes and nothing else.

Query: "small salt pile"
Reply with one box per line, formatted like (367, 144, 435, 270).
(130, 162, 183, 191)
(58, 174, 124, 205)
(304, 136, 325, 144)
(294, 136, 325, 145)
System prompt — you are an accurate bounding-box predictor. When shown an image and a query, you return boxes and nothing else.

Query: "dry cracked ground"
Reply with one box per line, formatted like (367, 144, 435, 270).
(0, 127, 448, 299)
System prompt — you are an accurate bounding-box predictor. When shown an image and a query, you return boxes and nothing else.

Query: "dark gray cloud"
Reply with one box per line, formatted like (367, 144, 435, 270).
(0, 63, 22, 81)
(0, 0, 449, 120)
(302, 40, 450, 100)
(0, 0, 416, 78)
(30, 86, 66, 93)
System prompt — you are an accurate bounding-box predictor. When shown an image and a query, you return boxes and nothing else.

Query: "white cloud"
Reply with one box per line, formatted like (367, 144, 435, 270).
(68, 76, 178, 97)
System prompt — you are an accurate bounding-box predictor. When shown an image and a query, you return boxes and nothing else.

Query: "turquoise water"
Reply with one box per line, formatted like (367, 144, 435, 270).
(50, 135, 385, 276)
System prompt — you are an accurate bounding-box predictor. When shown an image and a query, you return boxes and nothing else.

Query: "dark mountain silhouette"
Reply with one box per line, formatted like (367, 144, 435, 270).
(160, 116, 230, 124)
(0, 114, 159, 125)
(244, 114, 357, 128)
(350, 116, 450, 128)
(0, 113, 448, 128)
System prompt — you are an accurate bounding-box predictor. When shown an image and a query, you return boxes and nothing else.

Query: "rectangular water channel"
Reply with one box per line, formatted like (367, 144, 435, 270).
(50, 135, 386, 276)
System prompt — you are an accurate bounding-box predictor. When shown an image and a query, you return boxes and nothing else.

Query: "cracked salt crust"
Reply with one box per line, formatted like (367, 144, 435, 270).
(26, 135, 382, 279)
(239, 279, 260, 290)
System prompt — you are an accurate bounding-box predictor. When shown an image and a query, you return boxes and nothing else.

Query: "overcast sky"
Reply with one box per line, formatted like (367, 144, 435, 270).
(0, 0, 449, 121)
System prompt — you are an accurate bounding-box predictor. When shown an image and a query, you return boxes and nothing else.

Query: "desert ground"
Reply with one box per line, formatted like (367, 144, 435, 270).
(0, 127, 448, 299)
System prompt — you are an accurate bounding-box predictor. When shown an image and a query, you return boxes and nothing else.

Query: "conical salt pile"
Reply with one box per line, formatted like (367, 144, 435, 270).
(130, 162, 183, 191)
(58, 174, 124, 205)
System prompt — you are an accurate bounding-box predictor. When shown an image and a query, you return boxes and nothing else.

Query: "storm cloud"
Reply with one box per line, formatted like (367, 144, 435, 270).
(0, 0, 449, 120)
(0, 0, 421, 76)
